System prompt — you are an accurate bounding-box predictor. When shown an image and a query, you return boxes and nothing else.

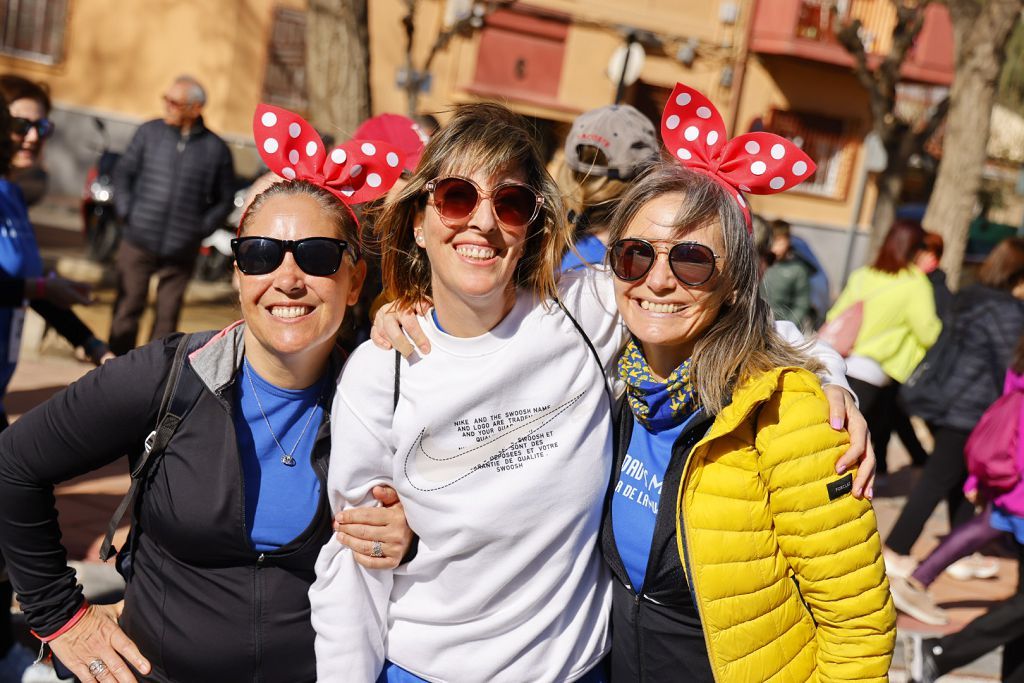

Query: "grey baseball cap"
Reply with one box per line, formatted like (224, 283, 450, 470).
(564, 104, 659, 180)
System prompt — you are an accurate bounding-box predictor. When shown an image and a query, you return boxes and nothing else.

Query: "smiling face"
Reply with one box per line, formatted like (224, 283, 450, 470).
(9, 97, 46, 170)
(420, 167, 532, 316)
(162, 80, 201, 129)
(237, 192, 365, 386)
(613, 192, 727, 378)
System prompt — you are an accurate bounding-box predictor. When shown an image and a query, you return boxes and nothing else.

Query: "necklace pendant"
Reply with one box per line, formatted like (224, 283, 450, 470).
(280, 454, 296, 467)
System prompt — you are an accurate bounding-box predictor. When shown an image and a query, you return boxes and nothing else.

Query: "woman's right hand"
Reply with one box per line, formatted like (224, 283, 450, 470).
(370, 301, 432, 357)
(49, 602, 150, 682)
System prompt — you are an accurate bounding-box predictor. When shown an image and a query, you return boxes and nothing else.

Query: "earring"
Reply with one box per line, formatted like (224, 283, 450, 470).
(414, 228, 425, 246)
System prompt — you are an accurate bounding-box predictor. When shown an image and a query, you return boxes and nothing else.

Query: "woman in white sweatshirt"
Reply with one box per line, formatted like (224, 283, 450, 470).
(310, 101, 866, 683)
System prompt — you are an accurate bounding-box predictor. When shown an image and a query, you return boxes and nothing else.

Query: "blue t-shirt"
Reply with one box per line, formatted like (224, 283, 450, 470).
(612, 410, 703, 592)
(234, 361, 326, 551)
(378, 660, 608, 683)
(560, 234, 607, 272)
(991, 506, 1024, 544)
(0, 180, 43, 408)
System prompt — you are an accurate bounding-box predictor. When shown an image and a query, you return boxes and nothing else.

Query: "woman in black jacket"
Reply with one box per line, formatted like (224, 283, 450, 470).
(885, 237, 1024, 576)
(0, 107, 413, 683)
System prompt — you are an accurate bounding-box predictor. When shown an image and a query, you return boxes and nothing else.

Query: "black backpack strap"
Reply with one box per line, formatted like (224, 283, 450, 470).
(393, 350, 401, 411)
(99, 334, 207, 561)
(555, 298, 613, 410)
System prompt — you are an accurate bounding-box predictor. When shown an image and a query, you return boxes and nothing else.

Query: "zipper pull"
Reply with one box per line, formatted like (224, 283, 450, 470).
(257, 553, 265, 566)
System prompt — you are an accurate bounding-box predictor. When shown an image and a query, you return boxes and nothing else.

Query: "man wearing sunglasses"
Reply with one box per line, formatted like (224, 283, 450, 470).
(109, 75, 235, 355)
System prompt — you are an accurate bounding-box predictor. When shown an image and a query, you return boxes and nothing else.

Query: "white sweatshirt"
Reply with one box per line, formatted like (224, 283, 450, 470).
(311, 268, 850, 683)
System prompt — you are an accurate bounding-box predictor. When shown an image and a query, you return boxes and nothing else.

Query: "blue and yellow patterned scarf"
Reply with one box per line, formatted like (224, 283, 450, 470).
(617, 338, 699, 432)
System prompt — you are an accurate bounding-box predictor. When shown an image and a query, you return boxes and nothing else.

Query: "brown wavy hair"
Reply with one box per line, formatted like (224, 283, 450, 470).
(371, 102, 571, 309)
(873, 220, 925, 274)
(977, 237, 1024, 291)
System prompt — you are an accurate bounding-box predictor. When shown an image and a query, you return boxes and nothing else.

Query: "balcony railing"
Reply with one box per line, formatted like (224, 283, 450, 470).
(795, 0, 895, 55)
(750, 0, 953, 85)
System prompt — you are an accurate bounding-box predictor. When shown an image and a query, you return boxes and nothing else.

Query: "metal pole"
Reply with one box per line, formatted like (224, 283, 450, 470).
(615, 35, 636, 104)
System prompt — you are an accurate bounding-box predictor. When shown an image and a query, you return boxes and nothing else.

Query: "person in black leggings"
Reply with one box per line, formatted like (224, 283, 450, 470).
(886, 238, 1024, 568)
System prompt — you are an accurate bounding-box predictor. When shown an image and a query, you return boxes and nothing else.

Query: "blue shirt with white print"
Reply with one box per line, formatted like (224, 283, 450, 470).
(612, 409, 704, 592)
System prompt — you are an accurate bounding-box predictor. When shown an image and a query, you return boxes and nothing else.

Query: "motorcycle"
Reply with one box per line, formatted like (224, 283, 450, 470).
(193, 184, 248, 282)
(80, 117, 122, 262)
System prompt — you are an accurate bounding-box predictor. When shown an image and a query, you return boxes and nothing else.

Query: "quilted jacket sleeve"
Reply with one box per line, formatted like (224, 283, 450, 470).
(755, 371, 896, 682)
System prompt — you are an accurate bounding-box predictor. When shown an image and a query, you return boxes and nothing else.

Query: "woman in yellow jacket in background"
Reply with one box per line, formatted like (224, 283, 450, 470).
(604, 155, 895, 680)
(825, 220, 941, 475)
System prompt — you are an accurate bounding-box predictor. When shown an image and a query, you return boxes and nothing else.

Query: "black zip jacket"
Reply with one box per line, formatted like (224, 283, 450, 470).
(0, 327, 337, 682)
(602, 398, 714, 682)
(114, 117, 235, 259)
(932, 285, 1024, 431)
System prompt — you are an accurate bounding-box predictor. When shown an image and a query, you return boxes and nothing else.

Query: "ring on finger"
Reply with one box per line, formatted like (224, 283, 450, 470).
(371, 540, 384, 558)
(88, 659, 108, 676)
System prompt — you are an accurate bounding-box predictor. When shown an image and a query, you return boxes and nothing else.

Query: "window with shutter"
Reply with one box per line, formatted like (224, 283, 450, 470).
(262, 7, 308, 112)
(0, 0, 68, 64)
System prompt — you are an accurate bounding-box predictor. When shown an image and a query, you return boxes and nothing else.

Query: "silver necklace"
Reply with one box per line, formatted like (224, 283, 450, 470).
(244, 359, 321, 467)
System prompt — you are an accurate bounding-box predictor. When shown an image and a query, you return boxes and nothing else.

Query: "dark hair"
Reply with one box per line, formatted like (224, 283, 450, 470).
(241, 179, 359, 245)
(0, 93, 11, 176)
(769, 219, 791, 239)
(1013, 333, 1024, 375)
(373, 102, 569, 309)
(977, 237, 1024, 291)
(0, 75, 52, 115)
(873, 220, 925, 274)
(920, 232, 944, 260)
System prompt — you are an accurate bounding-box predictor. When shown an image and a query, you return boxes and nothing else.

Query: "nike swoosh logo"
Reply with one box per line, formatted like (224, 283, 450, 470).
(403, 392, 585, 491)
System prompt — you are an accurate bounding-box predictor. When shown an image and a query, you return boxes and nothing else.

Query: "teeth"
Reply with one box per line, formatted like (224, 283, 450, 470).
(270, 306, 312, 319)
(455, 245, 496, 260)
(639, 300, 685, 314)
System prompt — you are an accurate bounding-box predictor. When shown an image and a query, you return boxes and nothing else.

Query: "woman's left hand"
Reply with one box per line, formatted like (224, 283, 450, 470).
(823, 385, 875, 500)
(333, 485, 414, 569)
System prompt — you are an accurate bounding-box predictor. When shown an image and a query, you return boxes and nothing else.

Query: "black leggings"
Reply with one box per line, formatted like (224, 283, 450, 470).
(933, 537, 1024, 681)
(0, 413, 11, 658)
(847, 378, 927, 475)
(886, 425, 975, 555)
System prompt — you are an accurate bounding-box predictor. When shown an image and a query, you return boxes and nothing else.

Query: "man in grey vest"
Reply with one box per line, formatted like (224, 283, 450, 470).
(111, 75, 234, 354)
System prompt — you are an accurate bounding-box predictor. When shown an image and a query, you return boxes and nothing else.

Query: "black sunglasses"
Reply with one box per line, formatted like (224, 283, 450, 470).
(230, 236, 358, 277)
(609, 238, 720, 286)
(11, 117, 54, 138)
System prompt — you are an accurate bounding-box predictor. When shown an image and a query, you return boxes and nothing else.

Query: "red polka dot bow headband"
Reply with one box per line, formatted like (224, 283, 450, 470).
(253, 104, 406, 218)
(660, 83, 816, 229)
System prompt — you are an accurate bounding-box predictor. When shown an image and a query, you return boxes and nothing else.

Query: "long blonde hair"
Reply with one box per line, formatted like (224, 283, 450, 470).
(608, 163, 822, 414)
(372, 102, 572, 309)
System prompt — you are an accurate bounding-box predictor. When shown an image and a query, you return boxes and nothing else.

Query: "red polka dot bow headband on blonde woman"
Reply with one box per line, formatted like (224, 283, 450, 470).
(251, 104, 406, 226)
(660, 83, 817, 229)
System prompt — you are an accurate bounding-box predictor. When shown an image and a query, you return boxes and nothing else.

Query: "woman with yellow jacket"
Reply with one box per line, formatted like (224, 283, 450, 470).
(825, 221, 941, 475)
(604, 85, 894, 681)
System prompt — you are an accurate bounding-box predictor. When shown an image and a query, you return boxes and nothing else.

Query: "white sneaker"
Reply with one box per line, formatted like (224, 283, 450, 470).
(890, 576, 949, 626)
(945, 553, 999, 581)
(22, 661, 63, 683)
(883, 549, 918, 578)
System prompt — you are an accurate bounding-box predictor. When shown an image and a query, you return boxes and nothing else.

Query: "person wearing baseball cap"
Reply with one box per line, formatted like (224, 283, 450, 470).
(557, 104, 659, 271)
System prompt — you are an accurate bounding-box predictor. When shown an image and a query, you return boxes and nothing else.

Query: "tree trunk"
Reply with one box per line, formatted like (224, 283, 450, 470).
(923, 0, 1022, 288)
(869, 167, 904, 257)
(305, 0, 372, 136)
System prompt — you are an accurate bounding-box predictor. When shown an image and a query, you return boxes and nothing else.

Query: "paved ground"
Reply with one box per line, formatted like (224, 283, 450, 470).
(6, 213, 1016, 680)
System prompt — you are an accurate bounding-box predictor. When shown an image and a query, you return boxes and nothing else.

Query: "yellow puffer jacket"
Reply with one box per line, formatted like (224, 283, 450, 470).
(676, 367, 896, 682)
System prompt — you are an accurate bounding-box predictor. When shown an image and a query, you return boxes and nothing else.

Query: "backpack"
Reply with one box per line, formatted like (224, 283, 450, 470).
(98, 332, 212, 571)
(899, 321, 959, 423)
(964, 388, 1023, 494)
(817, 301, 863, 357)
